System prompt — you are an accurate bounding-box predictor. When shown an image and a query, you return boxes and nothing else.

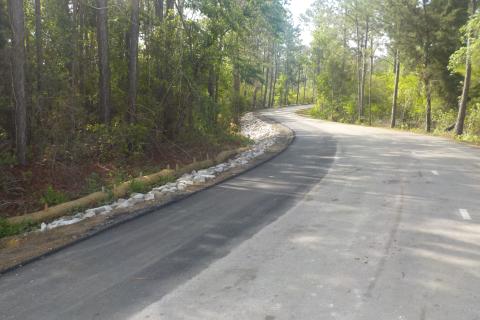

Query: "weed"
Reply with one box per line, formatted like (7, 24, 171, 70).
(128, 179, 149, 194)
(0, 218, 38, 238)
(40, 185, 68, 206)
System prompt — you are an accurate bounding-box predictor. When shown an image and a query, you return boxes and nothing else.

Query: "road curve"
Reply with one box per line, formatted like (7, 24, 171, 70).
(1, 106, 480, 320)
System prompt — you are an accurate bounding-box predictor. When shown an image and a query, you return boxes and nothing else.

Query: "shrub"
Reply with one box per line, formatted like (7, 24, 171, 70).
(40, 185, 68, 206)
(466, 103, 480, 136)
(128, 179, 149, 194)
(0, 218, 37, 238)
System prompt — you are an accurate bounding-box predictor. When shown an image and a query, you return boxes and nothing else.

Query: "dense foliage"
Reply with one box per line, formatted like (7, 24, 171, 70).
(0, 0, 312, 167)
(309, 0, 480, 138)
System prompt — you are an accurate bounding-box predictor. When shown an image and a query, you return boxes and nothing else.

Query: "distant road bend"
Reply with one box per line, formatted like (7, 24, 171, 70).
(1, 106, 480, 320)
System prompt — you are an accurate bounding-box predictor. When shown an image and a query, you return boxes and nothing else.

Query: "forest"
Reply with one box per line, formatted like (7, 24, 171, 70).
(0, 0, 312, 218)
(309, 0, 480, 140)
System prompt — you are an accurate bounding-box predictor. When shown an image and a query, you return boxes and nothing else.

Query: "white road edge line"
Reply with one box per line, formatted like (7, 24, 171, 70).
(459, 209, 472, 221)
(431, 170, 439, 176)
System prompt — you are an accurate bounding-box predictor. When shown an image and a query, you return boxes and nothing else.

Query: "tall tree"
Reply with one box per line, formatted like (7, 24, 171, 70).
(96, 0, 111, 123)
(8, 0, 27, 165)
(390, 49, 400, 128)
(455, 0, 478, 135)
(155, 0, 164, 22)
(34, 0, 43, 105)
(127, 0, 140, 124)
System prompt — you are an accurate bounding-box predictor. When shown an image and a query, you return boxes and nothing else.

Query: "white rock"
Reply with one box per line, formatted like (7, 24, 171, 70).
(193, 175, 206, 183)
(117, 200, 132, 209)
(177, 184, 187, 191)
(84, 209, 96, 218)
(40, 222, 47, 232)
(144, 192, 155, 201)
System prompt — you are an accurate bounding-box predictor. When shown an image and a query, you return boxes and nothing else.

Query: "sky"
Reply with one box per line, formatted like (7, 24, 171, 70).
(287, 0, 315, 46)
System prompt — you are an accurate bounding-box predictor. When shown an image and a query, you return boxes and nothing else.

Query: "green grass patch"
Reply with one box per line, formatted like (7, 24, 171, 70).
(0, 218, 38, 239)
(40, 185, 69, 206)
(128, 179, 149, 194)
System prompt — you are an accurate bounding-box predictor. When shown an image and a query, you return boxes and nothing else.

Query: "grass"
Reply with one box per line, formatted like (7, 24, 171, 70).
(0, 218, 38, 239)
(128, 179, 149, 194)
(40, 185, 69, 207)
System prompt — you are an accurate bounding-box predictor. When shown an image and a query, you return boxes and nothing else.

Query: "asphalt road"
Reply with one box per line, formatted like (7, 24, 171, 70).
(1, 106, 480, 320)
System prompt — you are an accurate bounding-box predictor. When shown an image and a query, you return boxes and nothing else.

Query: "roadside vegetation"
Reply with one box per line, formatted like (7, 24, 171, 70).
(0, 0, 315, 221)
(308, 0, 480, 142)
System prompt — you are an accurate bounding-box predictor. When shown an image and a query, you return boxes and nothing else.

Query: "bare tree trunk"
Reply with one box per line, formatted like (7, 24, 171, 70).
(369, 37, 374, 126)
(155, 0, 164, 21)
(360, 17, 369, 119)
(303, 73, 307, 103)
(425, 77, 432, 132)
(422, 0, 432, 132)
(268, 44, 276, 108)
(232, 64, 241, 124)
(177, 0, 184, 17)
(128, 0, 140, 124)
(296, 66, 301, 105)
(455, 0, 477, 135)
(8, 0, 27, 165)
(72, 0, 79, 108)
(355, 16, 362, 119)
(262, 66, 270, 108)
(283, 58, 289, 106)
(391, 49, 400, 128)
(270, 51, 278, 108)
(34, 0, 43, 103)
(96, 0, 111, 123)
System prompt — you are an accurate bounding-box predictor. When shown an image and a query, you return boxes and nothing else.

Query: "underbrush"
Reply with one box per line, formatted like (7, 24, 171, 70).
(298, 107, 480, 146)
(0, 125, 248, 220)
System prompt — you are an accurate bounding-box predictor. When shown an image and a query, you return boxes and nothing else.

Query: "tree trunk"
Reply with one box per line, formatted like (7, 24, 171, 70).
(71, 0, 79, 108)
(128, 0, 140, 124)
(360, 17, 369, 119)
(96, 0, 111, 123)
(296, 67, 301, 105)
(391, 49, 400, 128)
(303, 74, 307, 103)
(269, 53, 278, 108)
(355, 16, 362, 119)
(155, 0, 164, 21)
(232, 64, 241, 124)
(8, 0, 27, 165)
(262, 67, 270, 108)
(455, 0, 477, 135)
(425, 77, 432, 132)
(422, 0, 432, 133)
(268, 44, 276, 108)
(34, 0, 43, 104)
(369, 37, 374, 126)
(284, 60, 289, 106)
